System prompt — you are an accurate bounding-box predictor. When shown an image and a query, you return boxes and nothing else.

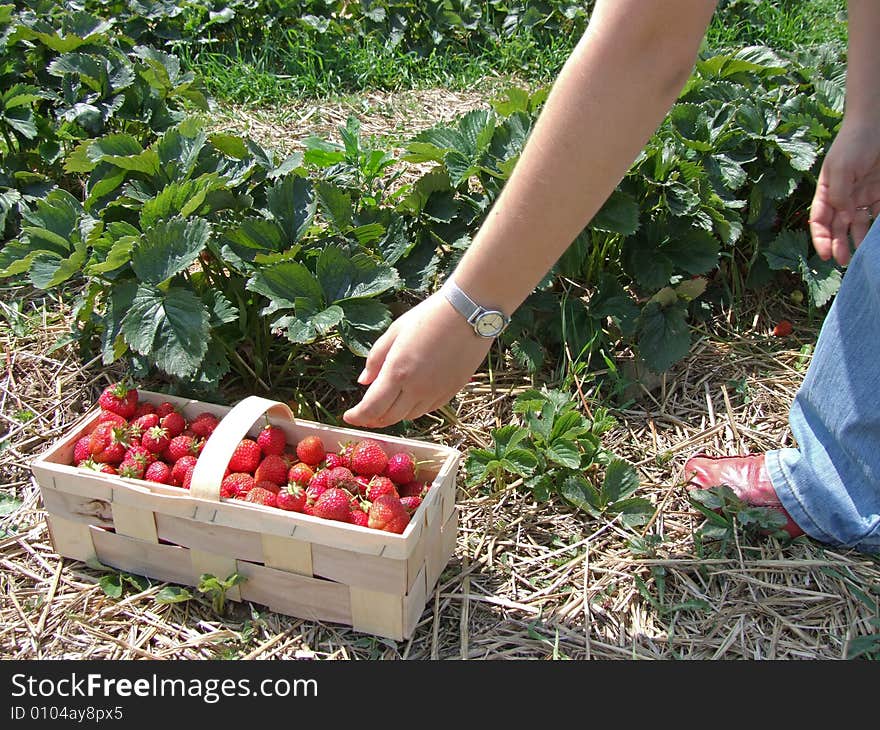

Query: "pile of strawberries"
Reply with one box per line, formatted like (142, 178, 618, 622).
(72, 382, 430, 534)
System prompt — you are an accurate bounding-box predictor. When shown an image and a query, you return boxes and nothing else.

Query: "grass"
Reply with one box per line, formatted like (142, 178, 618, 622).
(178, 0, 848, 108)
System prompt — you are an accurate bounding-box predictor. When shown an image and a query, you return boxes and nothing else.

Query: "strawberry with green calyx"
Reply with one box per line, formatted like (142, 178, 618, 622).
(221, 472, 255, 499)
(144, 461, 173, 485)
(117, 460, 146, 480)
(295, 435, 326, 467)
(349, 438, 389, 477)
(352, 475, 370, 497)
(254, 454, 290, 486)
(276, 483, 308, 512)
(129, 413, 160, 440)
(141, 425, 171, 455)
(227, 438, 261, 474)
(164, 434, 203, 464)
(78, 457, 117, 475)
(123, 443, 155, 470)
(257, 420, 287, 456)
(384, 451, 418, 485)
(243, 486, 278, 507)
(189, 412, 219, 439)
(312, 488, 353, 523)
(366, 475, 398, 502)
(88, 422, 130, 465)
(367, 495, 410, 534)
(98, 381, 139, 420)
(287, 462, 314, 486)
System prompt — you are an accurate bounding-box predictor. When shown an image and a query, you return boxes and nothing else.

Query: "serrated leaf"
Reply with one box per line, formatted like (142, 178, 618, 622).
(764, 229, 808, 271)
(131, 217, 209, 285)
(315, 180, 353, 232)
(247, 261, 324, 314)
(636, 300, 691, 373)
(339, 299, 391, 332)
(316, 246, 399, 303)
(546, 440, 581, 469)
(560, 473, 601, 511)
(267, 174, 316, 243)
(603, 458, 640, 502)
(591, 190, 640, 235)
(121, 285, 209, 378)
(503, 448, 539, 476)
(801, 255, 842, 308)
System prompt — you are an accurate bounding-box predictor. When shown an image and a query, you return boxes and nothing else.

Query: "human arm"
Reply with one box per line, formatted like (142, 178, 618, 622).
(809, 0, 880, 265)
(342, 0, 719, 429)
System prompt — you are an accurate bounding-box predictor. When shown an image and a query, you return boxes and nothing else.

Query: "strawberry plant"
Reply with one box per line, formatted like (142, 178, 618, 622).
(465, 386, 652, 526)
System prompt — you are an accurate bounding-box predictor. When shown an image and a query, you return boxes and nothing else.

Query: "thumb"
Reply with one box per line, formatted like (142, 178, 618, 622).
(356, 324, 398, 386)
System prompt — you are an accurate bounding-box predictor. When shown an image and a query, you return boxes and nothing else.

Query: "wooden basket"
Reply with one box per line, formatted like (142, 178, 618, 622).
(30, 390, 461, 641)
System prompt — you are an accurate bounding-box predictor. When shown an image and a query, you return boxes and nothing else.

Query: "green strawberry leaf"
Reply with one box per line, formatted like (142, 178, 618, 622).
(131, 217, 210, 285)
(636, 300, 691, 374)
(266, 174, 316, 243)
(603, 458, 641, 502)
(560, 473, 602, 512)
(121, 284, 209, 378)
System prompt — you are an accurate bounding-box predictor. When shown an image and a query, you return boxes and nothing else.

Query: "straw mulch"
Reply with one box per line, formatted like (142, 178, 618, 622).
(2, 89, 878, 661)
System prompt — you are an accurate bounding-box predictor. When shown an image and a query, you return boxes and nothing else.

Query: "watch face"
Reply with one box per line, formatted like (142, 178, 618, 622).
(474, 311, 506, 337)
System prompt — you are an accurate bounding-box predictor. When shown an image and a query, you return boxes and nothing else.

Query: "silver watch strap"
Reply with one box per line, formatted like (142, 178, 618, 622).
(441, 278, 481, 321)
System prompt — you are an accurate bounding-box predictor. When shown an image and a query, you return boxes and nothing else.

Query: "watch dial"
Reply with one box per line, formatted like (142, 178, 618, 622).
(475, 312, 504, 337)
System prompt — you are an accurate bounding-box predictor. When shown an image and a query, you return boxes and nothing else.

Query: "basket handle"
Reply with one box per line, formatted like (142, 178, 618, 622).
(188, 395, 296, 502)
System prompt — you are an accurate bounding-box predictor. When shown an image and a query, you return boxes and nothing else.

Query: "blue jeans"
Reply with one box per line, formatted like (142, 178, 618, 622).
(765, 223, 880, 554)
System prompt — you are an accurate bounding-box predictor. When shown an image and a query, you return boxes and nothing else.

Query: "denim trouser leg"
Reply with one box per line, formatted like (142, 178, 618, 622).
(765, 223, 880, 553)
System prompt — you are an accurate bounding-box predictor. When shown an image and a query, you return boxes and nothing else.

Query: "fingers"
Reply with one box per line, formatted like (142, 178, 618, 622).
(356, 323, 398, 387)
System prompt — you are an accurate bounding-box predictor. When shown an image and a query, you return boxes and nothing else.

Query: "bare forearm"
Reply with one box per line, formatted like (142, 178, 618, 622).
(843, 0, 880, 122)
(452, 0, 718, 313)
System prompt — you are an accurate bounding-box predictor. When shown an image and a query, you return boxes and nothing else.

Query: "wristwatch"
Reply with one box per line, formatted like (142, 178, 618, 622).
(441, 278, 510, 338)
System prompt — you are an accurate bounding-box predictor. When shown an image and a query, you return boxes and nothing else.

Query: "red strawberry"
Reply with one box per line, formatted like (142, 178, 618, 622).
(398, 480, 427, 498)
(141, 425, 170, 454)
(352, 475, 371, 497)
(144, 460, 173, 484)
(305, 479, 328, 505)
(385, 451, 417, 484)
(98, 382, 139, 419)
(73, 435, 92, 465)
(295, 435, 326, 467)
(257, 423, 287, 456)
(399, 495, 422, 514)
(772, 319, 793, 337)
(117, 460, 145, 480)
(243, 486, 277, 507)
(221, 472, 255, 499)
(180, 464, 196, 490)
(254, 454, 289, 486)
(287, 462, 314, 486)
(165, 434, 202, 463)
(227, 438, 261, 473)
(312, 488, 353, 523)
(368, 495, 410, 534)
(349, 439, 389, 477)
(366, 475, 398, 502)
(88, 422, 129, 464)
(189, 412, 219, 439)
(160, 410, 186, 438)
(133, 401, 156, 418)
(324, 451, 349, 470)
(276, 484, 308, 512)
(325, 466, 358, 491)
(123, 444, 155, 470)
(155, 401, 177, 418)
(171, 454, 199, 486)
(129, 412, 160, 440)
(254, 479, 281, 494)
(96, 410, 128, 427)
(349, 509, 369, 527)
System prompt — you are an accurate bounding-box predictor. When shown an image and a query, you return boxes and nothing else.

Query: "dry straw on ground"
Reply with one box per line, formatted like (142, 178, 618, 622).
(1, 90, 878, 661)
